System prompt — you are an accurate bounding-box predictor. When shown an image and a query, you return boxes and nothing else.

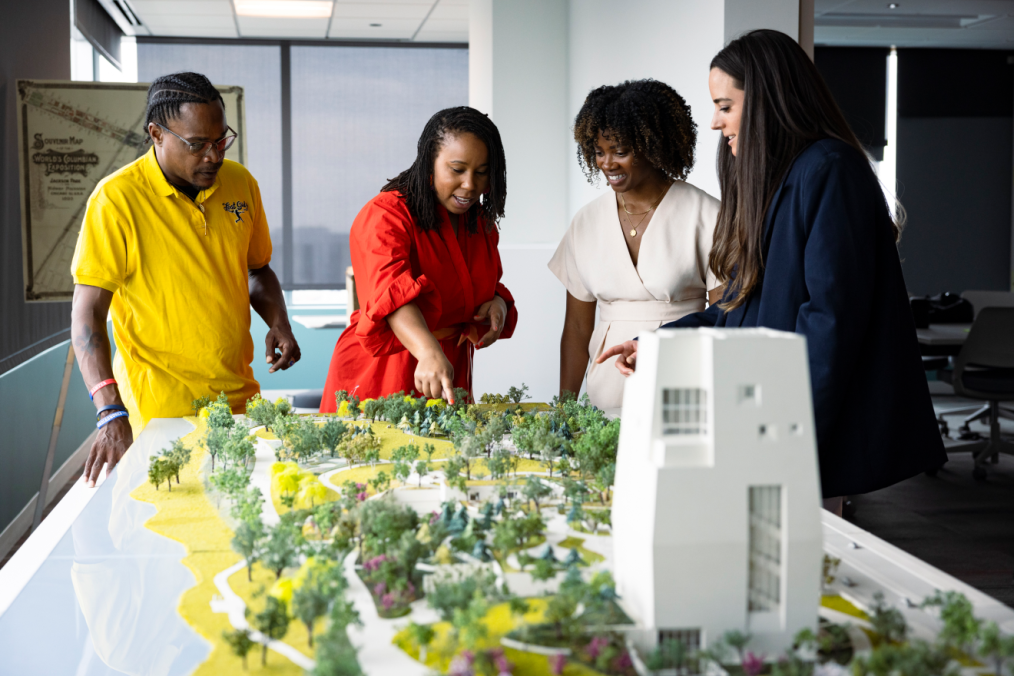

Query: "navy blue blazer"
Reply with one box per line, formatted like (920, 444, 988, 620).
(666, 138, 946, 497)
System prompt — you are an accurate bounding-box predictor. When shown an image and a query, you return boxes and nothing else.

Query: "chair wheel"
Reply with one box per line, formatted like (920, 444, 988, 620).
(973, 466, 988, 481)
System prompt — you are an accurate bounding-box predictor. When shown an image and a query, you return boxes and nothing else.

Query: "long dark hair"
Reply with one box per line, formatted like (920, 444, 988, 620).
(383, 106, 507, 234)
(709, 30, 900, 310)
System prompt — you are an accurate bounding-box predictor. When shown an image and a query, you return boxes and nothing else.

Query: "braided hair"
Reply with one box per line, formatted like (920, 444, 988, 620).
(144, 72, 224, 138)
(573, 79, 697, 184)
(383, 106, 507, 234)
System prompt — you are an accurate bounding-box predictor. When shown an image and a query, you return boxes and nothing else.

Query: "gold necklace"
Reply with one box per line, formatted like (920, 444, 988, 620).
(620, 183, 671, 237)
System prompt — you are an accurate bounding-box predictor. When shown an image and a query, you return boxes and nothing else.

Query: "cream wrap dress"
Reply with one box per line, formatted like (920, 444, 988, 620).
(548, 181, 721, 410)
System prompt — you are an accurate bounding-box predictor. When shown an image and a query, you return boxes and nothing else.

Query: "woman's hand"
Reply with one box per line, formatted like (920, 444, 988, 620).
(596, 340, 639, 376)
(474, 295, 508, 349)
(415, 349, 456, 402)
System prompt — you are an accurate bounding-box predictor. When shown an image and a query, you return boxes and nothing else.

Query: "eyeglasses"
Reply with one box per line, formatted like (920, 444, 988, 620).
(155, 123, 238, 157)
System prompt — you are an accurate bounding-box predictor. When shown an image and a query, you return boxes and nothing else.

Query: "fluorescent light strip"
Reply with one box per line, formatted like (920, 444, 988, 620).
(234, 0, 333, 18)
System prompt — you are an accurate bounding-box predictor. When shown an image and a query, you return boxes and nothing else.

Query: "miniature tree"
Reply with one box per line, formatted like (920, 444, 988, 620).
(300, 480, 328, 508)
(531, 558, 557, 582)
(232, 518, 264, 581)
(363, 398, 383, 423)
(192, 394, 213, 416)
(222, 628, 255, 669)
(567, 503, 585, 526)
(251, 596, 290, 666)
(207, 392, 236, 430)
(822, 554, 841, 588)
(368, 471, 391, 494)
(507, 383, 530, 404)
(414, 460, 429, 487)
(363, 446, 381, 468)
(452, 433, 484, 481)
(471, 539, 492, 562)
(406, 621, 436, 663)
(564, 547, 583, 567)
(723, 630, 752, 663)
(508, 596, 530, 637)
(978, 621, 1014, 676)
(522, 476, 553, 513)
(148, 455, 170, 491)
(312, 602, 364, 676)
(167, 439, 191, 484)
(443, 455, 467, 492)
(291, 568, 330, 647)
(320, 418, 348, 458)
(261, 520, 302, 579)
(922, 590, 981, 656)
(869, 591, 908, 644)
(205, 426, 228, 471)
(348, 395, 361, 420)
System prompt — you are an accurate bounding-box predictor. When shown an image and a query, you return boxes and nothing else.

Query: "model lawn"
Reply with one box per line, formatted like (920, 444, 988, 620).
(136, 390, 1014, 676)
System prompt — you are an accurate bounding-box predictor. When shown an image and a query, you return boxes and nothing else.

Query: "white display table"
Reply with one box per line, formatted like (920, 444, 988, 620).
(1, 419, 1011, 675)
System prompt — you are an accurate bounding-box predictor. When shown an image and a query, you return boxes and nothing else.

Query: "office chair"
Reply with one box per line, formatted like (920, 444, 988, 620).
(937, 307, 1014, 480)
(946, 291, 1014, 435)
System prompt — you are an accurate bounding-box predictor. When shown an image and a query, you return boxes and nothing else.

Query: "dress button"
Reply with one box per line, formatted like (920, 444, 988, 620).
(199, 204, 205, 213)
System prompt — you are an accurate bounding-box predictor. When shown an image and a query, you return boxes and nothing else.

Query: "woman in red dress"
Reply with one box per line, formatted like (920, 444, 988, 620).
(320, 107, 517, 410)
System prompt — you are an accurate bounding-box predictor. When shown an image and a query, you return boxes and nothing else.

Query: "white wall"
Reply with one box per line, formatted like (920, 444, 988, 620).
(470, 0, 570, 402)
(724, 0, 799, 45)
(569, 0, 726, 214)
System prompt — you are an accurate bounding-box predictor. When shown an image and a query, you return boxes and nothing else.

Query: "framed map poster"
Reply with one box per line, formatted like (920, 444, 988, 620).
(16, 80, 247, 301)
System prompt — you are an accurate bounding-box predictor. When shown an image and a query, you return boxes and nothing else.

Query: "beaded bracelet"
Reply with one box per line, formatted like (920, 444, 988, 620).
(96, 410, 129, 429)
(89, 378, 117, 400)
(96, 404, 127, 421)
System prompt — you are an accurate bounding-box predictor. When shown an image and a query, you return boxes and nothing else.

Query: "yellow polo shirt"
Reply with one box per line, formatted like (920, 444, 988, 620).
(71, 147, 271, 427)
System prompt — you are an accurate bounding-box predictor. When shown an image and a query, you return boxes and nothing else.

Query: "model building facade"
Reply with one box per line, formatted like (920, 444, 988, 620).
(612, 328, 823, 660)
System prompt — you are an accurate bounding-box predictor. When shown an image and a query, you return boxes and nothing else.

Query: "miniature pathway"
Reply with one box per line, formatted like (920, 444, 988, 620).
(251, 435, 281, 526)
(211, 559, 316, 670)
(342, 549, 430, 676)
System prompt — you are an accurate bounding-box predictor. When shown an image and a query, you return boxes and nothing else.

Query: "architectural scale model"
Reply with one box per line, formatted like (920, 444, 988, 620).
(613, 328, 824, 662)
(8, 368, 1006, 675)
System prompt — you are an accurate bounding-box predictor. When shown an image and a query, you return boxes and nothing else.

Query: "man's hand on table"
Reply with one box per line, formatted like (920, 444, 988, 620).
(265, 322, 301, 373)
(85, 415, 133, 487)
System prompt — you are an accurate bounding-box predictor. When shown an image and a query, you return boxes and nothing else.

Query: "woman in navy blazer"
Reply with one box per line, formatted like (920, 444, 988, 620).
(598, 30, 946, 508)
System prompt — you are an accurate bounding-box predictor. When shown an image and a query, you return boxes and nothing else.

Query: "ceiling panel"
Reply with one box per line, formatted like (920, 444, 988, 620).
(815, 0, 1014, 48)
(126, 0, 468, 42)
(328, 17, 419, 39)
(238, 16, 330, 37)
(129, 0, 234, 16)
(331, 3, 431, 19)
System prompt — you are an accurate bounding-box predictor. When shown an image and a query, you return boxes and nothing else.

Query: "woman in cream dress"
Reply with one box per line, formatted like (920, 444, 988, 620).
(549, 79, 721, 411)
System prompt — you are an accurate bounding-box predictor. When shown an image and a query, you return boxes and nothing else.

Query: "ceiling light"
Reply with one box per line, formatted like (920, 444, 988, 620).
(370, 23, 382, 27)
(234, 1, 333, 18)
(888, 3, 899, 7)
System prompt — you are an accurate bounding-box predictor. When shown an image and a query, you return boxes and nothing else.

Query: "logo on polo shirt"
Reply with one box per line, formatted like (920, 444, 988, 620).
(223, 201, 248, 223)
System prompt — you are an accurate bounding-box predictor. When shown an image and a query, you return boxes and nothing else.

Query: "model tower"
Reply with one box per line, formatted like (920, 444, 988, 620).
(612, 328, 823, 661)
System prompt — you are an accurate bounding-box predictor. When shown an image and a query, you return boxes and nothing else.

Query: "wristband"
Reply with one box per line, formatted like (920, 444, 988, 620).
(97, 410, 128, 429)
(96, 404, 127, 421)
(89, 379, 117, 400)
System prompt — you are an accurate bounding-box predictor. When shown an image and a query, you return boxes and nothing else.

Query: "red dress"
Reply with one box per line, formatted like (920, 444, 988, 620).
(320, 191, 517, 411)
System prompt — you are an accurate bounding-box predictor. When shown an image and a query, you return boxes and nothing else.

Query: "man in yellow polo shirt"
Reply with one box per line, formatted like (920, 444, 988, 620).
(71, 72, 300, 487)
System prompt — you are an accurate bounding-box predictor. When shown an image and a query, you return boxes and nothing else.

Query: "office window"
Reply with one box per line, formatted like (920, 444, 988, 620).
(661, 388, 707, 436)
(290, 45, 468, 287)
(137, 43, 285, 278)
(658, 629, 700, 671)
(748, 485, 782, 613)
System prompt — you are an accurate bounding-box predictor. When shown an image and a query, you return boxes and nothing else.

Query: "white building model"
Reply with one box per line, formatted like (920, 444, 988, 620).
(612, 328, 823, 663)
